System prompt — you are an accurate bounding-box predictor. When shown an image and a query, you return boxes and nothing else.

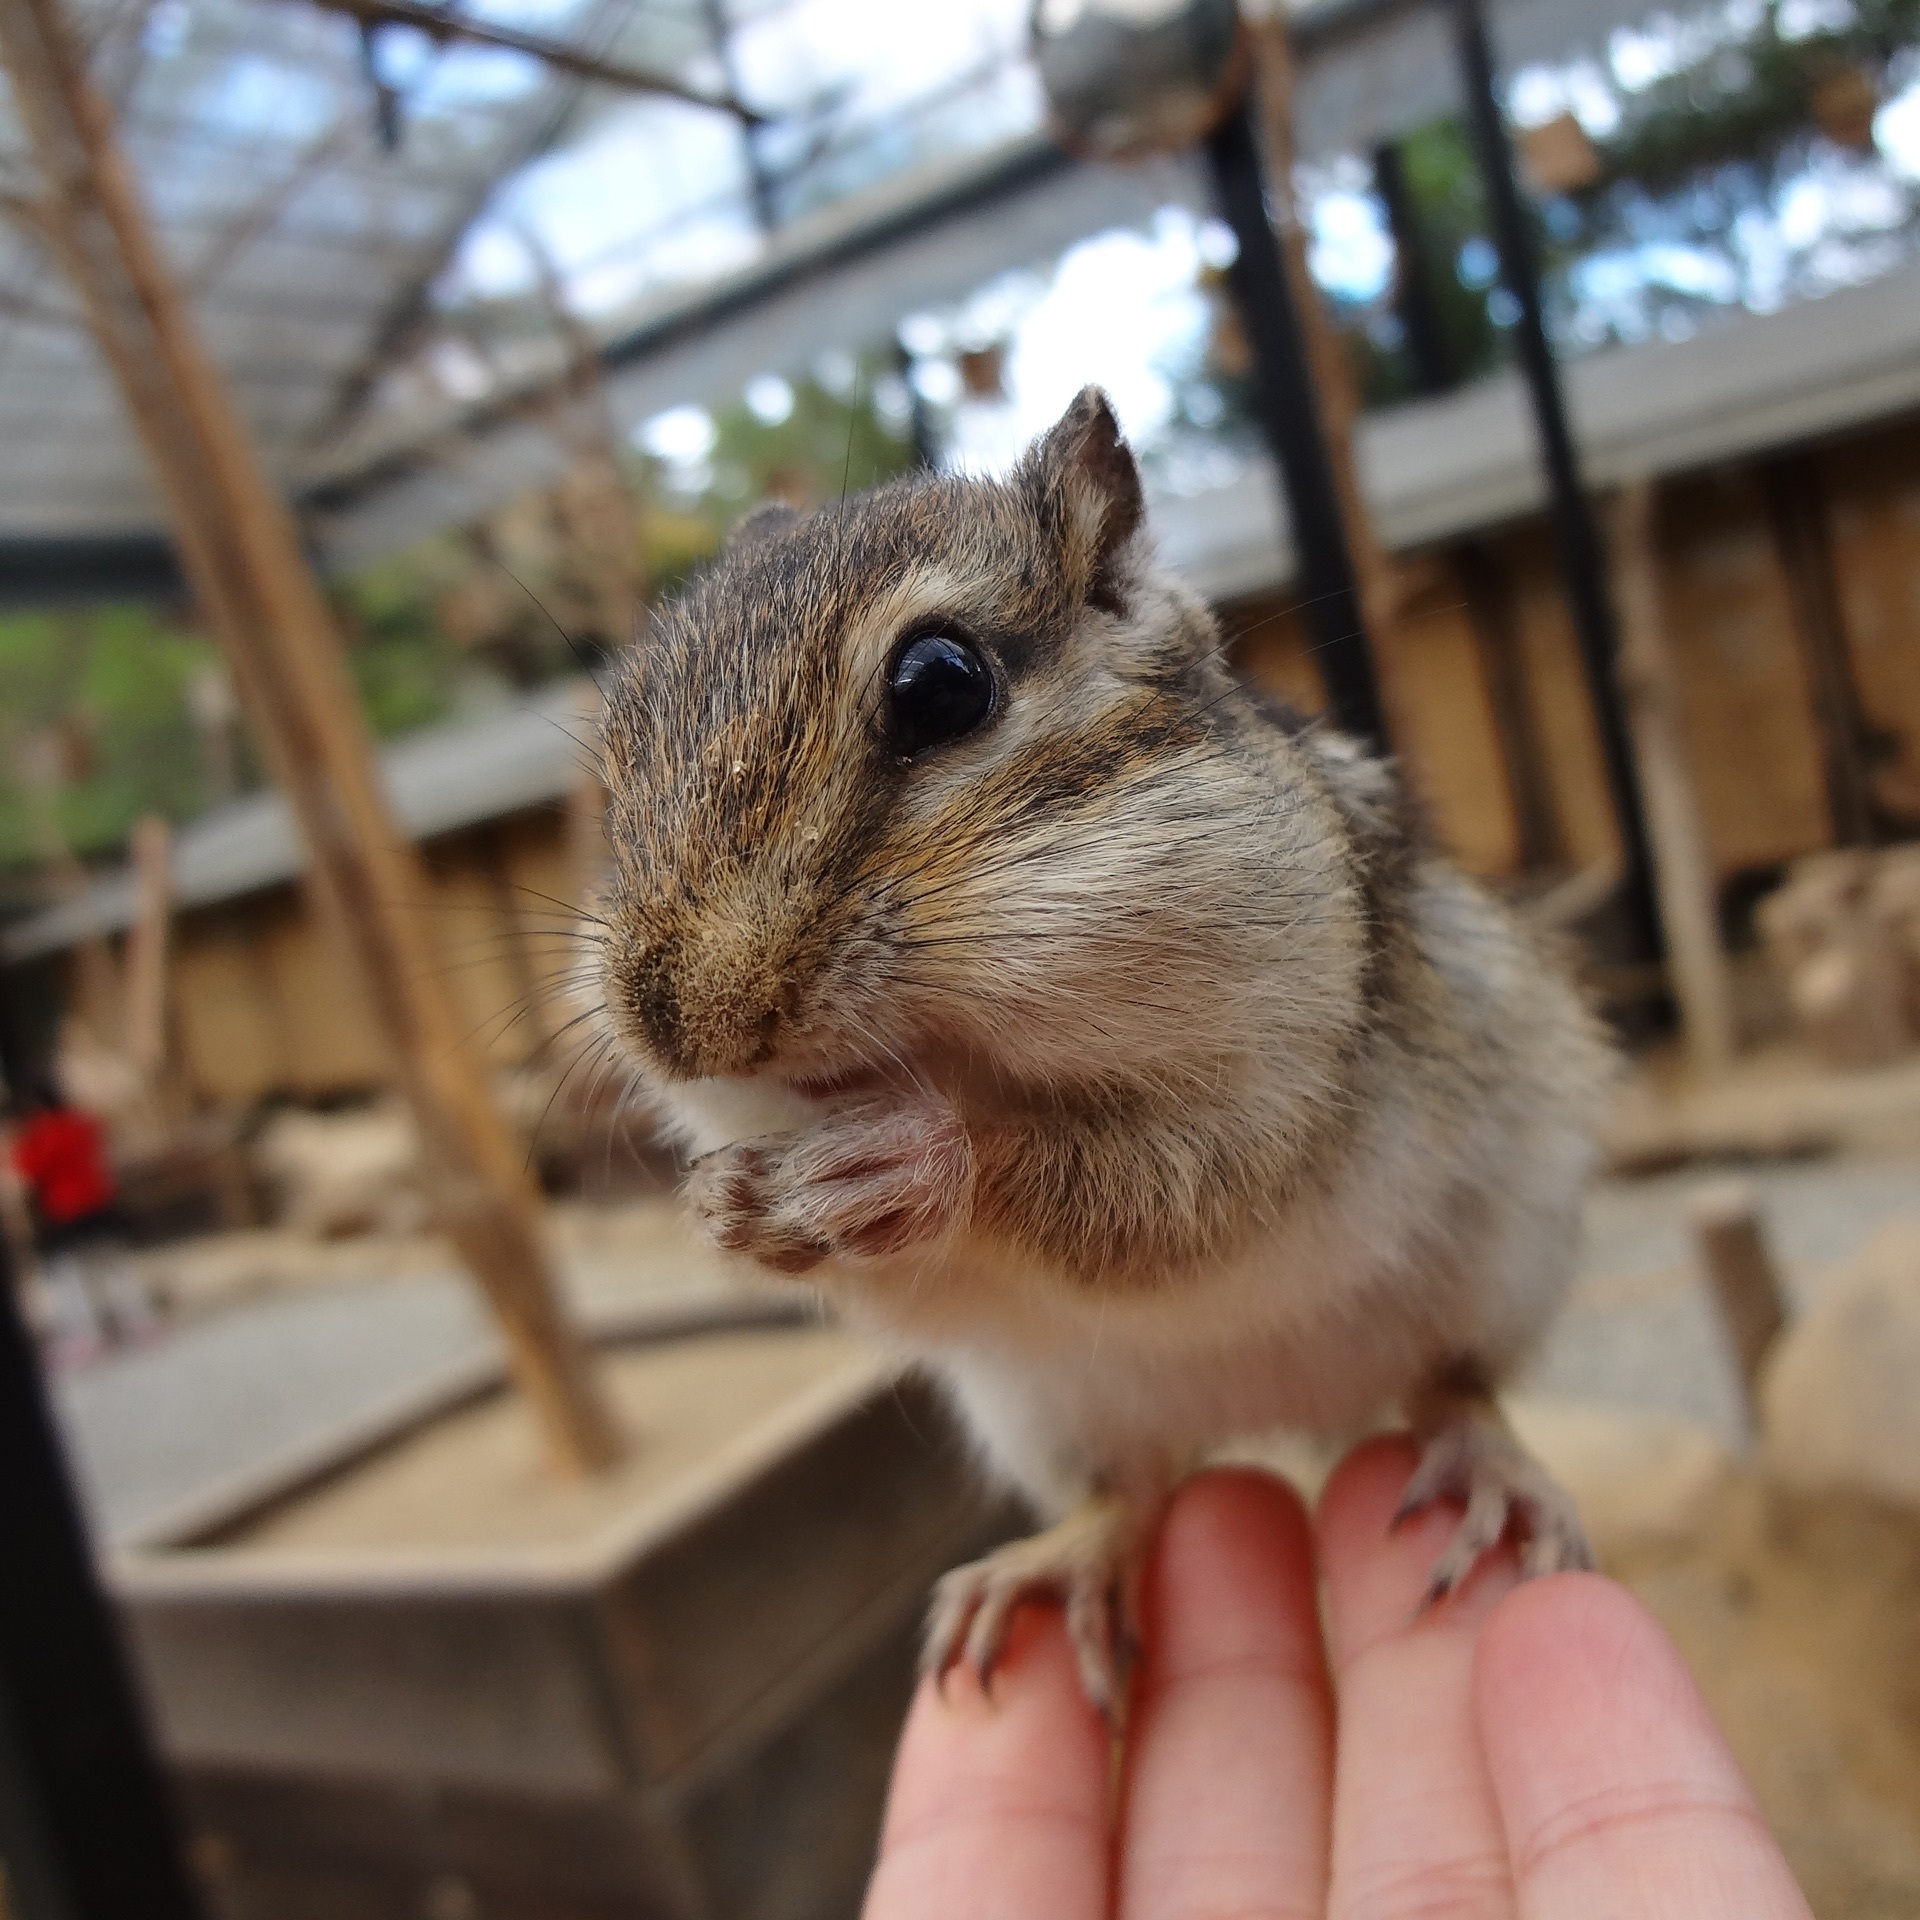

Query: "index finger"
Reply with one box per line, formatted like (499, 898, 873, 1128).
(1474, 1573, 1813, 1920)
(863, 1605, 1110, 1920)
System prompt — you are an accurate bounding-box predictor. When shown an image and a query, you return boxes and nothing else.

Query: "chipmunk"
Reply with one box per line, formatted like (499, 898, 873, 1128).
(594, 387, 1613, 1712)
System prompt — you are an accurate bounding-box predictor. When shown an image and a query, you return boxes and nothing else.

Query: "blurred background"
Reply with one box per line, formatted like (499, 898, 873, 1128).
(3, 0, 1920, 1913)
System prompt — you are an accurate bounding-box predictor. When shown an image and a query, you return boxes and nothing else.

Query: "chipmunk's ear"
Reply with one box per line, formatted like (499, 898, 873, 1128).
(1023, 385, 1144, 614)
(725, 500, 800, 553)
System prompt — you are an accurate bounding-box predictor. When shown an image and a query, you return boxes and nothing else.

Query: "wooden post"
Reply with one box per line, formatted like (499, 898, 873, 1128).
(0, 0, 621, 1474)
(18, 721, 122, 1048)
(1610, 476, 1737, 1077)
(567, 681, 613, 915)
(1242, 8, 1412, 743)
(1688, 1180, 1788, 1425)
(121, 813, 172, 1080)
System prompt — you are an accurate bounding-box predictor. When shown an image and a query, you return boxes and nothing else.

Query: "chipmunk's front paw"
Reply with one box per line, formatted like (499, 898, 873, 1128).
(1396, 1413, 1594, 1605)
(687, 1098, 971, 1276)
(922, 1493, 1147, 1721)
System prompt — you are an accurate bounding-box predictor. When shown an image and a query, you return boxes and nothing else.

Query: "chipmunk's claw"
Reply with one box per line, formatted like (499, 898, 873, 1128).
(1396, 1415, 1594, 1609)
(922, 1494, 1143, 1721)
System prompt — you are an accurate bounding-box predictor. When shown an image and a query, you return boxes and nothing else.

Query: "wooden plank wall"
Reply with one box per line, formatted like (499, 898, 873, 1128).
(1230, 410, 1920, 890)
(164, 814, 592, 1106)
(1823, 428, 1920, 820)
(142, 411, 1920, 1108)
(1657, 469, 1833, 875)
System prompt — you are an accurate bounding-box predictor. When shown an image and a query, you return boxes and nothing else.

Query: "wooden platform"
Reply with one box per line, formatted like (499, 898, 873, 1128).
(111, 1298, 1012, 1920)
(1606, 1045, 1920, 1171)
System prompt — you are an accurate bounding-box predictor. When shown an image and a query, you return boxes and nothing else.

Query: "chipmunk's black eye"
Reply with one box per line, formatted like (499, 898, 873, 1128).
(885, 632, 994, 758)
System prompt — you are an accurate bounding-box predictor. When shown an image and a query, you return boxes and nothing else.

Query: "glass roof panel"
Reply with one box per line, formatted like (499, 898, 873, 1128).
(2, 0, 1917, 555)
(0, 0, 1056, 538)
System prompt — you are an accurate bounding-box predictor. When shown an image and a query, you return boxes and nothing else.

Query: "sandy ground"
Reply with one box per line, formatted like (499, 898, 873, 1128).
(221, 1323, 868, 1557)
(124, 1194, 731, 1325)
(1529, 1154, 1920, 1438)
(1611, 1478, 1920, 1920)
(57, 1195, 742, 1543)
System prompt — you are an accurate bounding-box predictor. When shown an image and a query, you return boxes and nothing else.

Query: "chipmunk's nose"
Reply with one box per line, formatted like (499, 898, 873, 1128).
(621, 919, 792, 1081)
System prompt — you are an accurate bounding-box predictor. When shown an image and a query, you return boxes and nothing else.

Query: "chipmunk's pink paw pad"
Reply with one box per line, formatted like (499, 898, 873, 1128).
(688, 1099, 970, 1274)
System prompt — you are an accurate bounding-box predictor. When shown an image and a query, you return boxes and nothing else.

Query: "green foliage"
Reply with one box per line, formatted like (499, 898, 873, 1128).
(0, 546, 486, 881)
(0, 606, 225, 872)
(1381, 117, 1509, 392)
(635, 358, 919, 597)
(1333, 0, 1920, 400)
(700, 364, 918, 522)
(1595, 0, 1920, 191)
(1303, 116, 1514, 411)
(330, 542, 471, 735)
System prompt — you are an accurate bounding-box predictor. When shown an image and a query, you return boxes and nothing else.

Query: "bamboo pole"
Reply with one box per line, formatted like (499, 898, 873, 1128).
(0, 0, 621, 1473)
(1610, 476, 1737, 1077)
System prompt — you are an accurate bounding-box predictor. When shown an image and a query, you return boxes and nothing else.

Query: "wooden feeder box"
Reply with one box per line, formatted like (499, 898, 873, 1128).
(108, 1295, 1011, 1920)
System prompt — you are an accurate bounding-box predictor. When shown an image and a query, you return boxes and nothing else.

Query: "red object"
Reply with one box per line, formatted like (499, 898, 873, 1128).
(11, 1107, 116, 1227)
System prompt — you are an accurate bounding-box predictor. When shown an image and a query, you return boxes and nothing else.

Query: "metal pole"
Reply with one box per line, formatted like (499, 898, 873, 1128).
(1200, 95, 1388, 747)
(0, 1233, 204, 1920)
(1451, 0, 1661, 961)
(700, 0, 777, 232)
(893, 335, 940, 472)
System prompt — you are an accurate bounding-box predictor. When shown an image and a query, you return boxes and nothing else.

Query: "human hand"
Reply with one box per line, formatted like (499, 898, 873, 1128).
(865, 1437, 1812, 1919)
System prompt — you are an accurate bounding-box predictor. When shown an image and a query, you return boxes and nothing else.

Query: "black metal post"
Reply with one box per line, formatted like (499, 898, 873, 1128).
(894, 335, 941, 473)
(0, 1228, 203, 1920)
(1201, 96, 1387, 747)
(701, 0, 777, 233)
(1451, 0, 1661, 960)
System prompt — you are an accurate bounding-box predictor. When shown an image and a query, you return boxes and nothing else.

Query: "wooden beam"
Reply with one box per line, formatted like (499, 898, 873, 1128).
(0, 0, 621, 1474)
(1243, 10, 1414, 749)
(1687, 1180, 1787, 1426)
(1453, 538, 1566, 873)
(1610, 476, 1737, 1077)
(306, 0, 763, 121)
(1759, 452, 1879, 846)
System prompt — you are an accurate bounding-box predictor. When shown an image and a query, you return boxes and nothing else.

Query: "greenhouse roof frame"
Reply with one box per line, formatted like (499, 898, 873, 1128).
(0, 0, 1705, 596)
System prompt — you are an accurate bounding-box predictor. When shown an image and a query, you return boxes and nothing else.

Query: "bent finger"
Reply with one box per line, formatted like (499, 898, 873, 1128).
(864, 1604, 1109, 1920)
(1318, 1435, 1519, 1920)
(1475, 1574, 1813, 1920)
(1119, 1469, 1334, 1920)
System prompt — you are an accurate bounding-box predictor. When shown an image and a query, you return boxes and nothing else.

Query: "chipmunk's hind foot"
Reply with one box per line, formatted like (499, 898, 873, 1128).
(922, 1492, 1146, 1720)
(1396, 1397, 1593, 1608)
